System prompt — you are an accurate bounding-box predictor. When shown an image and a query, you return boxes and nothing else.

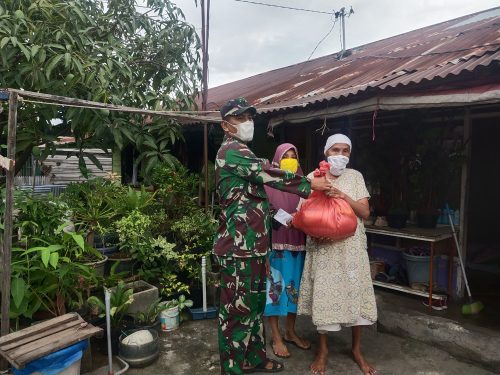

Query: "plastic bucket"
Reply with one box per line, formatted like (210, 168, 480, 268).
(402, 252, 438, 286)
(160, 306, 179, 332)
(12, 341, 87, 375)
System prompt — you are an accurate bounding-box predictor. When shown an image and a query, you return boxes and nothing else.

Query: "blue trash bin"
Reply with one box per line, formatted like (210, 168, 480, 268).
(13, 340, 88, 375)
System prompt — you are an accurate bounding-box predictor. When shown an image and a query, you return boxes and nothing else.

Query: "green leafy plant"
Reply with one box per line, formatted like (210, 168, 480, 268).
(151, 162, 199, 223)
(87, 282, 134, 327)
(170, 208, 217, 254)
(138, 236, 177, 281)
(159, 274, 190, 298)
(114, 209, 152, 258)
(15, 192, 70, 243)
(169, 209, 217, 285)
(161, 294, 193, 313)
(134, 123, 183, 181)
(0, 0, 201, 176)
(116, 186, 155, 214)
(11, 244, 97, 318)
(134, 298, 169, 326)
(62, 179, 123, 245)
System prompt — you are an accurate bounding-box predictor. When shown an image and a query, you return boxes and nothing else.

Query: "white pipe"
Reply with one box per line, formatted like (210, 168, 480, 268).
(105, 288, 114, 375)
(202, 256, 207, 312)
(115, 356, 129, 375)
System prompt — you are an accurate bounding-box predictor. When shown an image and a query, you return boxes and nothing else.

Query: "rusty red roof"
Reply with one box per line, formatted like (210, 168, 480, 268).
(206, 7, 500, 114)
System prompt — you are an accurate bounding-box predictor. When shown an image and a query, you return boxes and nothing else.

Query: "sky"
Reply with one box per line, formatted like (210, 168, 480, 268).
(167, 0, 498, 88)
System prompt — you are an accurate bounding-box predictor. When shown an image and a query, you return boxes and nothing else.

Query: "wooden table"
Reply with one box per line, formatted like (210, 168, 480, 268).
(365, 225, 455, 308)
(0, 312, 102, 369)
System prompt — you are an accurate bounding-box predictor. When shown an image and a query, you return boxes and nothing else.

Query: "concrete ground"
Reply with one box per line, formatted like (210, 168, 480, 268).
(87, 315, 495, 375)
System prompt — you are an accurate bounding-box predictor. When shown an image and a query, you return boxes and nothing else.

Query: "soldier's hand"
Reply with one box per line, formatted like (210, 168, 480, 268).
(310, 176, 332, 191)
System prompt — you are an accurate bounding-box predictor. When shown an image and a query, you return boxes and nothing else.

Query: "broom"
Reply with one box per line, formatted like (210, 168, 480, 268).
(446, 204, 484, 315)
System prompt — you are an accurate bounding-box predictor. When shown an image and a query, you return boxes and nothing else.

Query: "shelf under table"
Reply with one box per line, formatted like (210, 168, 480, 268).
(373, 280, 447, 300)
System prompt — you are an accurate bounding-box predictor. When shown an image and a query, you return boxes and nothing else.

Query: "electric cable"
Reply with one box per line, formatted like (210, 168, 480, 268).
(234, 0, 334, 15)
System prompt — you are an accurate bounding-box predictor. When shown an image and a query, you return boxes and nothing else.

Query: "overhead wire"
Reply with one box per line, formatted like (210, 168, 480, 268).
(234, 0, 334, 15)
(295, 14, 338, 77)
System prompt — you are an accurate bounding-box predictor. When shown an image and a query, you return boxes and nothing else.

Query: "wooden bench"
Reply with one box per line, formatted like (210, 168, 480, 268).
(0, 313, 102, 369)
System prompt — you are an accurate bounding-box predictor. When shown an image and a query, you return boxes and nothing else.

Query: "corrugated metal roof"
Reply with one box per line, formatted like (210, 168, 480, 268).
(206, 7, 500, 115)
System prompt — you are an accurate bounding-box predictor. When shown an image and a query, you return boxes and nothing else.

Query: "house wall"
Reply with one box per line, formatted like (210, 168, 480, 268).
(40, 148, 112, 185)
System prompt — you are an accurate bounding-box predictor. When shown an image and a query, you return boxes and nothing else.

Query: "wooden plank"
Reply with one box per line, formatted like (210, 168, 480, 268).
(13, 326, 101, 367)
(8, 327, 79, 361)
(0, 155, 14, 171)
(0, 319, 82, 352)
(0, 313, 78, 346)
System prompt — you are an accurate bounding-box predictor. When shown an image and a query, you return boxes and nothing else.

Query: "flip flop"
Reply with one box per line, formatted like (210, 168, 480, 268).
(283, 337, 311, 350)
(243, 358, 284, 373)
(270, 340, 291, 359)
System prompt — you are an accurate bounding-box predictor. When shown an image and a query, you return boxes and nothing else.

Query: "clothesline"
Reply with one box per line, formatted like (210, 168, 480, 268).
(1, 89, 221, 124)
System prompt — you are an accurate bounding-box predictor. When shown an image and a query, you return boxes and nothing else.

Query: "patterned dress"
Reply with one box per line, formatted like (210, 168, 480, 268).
(298, 168, 377, 328)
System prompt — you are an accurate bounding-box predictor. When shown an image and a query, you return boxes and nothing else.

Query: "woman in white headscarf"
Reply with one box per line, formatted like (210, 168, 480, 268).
(298, 134, 377, 375)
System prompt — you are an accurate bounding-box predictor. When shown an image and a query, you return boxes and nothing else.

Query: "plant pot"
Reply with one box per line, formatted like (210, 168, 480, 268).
(84, 255, 108, 278)
(114, 280, 159, 315)
(159, 305, 179, 332)
(386, 213, 408, 229)
(94, 232, 119, 248)
(106, 253, 135, 276)
(119, 329, 159, 368)
(417, 211, 439, 229)
(96, 245, 119, 257)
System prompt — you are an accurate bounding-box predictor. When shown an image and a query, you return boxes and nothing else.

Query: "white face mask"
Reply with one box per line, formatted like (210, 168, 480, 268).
(327, 155, 349, 176)
(227, 120, 254, 142)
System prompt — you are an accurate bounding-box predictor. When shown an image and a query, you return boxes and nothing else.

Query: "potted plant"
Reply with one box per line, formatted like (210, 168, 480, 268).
(115, 280, 159, 315)
(111, 209, 153, 275)
(169, 209, 217, 306)
(63, 179, 125, 242)
(87, 281, 134, 351)
(150, 162, 199, 230)
(137, 235, 177, 282)
(159, 294, 193, 332)
(11, 240, 98, 319)
(133, 298, 169, 331)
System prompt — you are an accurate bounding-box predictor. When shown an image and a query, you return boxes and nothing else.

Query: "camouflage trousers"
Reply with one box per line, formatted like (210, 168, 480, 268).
(216, 255, 267, 375)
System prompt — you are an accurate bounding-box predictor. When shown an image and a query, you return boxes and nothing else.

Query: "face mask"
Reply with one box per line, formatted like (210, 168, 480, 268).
(327, 155, 349, 176)
(226, 120, 254, 142)
(280, 158, 299, 173)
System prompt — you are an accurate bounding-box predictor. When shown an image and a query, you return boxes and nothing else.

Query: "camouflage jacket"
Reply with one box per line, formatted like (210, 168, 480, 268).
(213, 135, 311, 258)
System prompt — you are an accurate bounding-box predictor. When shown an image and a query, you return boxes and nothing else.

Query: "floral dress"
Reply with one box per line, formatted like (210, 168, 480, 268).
(298, 168, 377, 328)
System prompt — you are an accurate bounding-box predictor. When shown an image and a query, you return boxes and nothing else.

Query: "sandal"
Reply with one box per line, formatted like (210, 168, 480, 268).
(270, 340, 291, 359)
(243, 358, 284, 373)
(283, 337, 311, 350)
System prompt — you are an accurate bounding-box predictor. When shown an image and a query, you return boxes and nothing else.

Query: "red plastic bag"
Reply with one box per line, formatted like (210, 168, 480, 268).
(292, 161, 358, 240)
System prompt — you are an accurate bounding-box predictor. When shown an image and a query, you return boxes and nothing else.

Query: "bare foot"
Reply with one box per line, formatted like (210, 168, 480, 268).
(352, 349, 376, 375)
(310, 350, 328, 375)
(271, 338, 290, 358)
(285, 330, 311, 350)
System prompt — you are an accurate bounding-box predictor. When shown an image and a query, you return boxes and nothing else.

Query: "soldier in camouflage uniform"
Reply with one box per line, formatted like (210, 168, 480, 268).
(214, 98, 331, 374)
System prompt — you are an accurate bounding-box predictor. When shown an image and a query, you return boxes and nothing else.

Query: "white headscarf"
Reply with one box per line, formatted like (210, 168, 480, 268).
(324, 133, 352, 155)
